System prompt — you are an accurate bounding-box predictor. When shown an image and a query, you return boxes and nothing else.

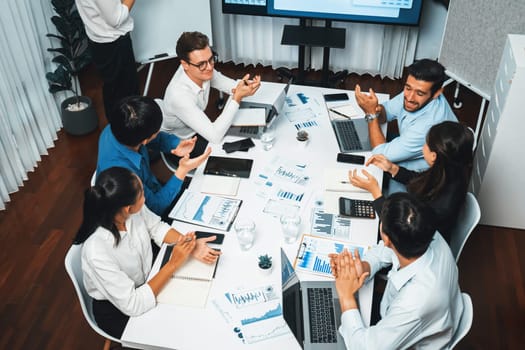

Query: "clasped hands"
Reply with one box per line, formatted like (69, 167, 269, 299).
(329, 249, 370, 311)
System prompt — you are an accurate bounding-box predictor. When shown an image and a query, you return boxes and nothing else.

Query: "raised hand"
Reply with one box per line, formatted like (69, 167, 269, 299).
(175, 147, 212, 178)
(348, 169, 381, 198)
(354, 84, 379, 115)
(232, 74, 261, 102)
(171, 136, 197, 157)
(366, 154, 393, 171)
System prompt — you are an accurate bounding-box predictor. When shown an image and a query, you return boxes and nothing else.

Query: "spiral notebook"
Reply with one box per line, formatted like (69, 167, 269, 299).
(156, 245, 220, 307)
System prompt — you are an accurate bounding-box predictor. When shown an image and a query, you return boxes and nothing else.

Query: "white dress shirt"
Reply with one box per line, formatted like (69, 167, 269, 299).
(160, 65, 238, 143)
(81, 205, 171, 316)
(339, 233, 464, 349)
(75, 0, 133, 43)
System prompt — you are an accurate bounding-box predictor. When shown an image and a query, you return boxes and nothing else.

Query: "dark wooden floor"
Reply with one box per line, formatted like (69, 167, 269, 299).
(0, 60, 523, 349)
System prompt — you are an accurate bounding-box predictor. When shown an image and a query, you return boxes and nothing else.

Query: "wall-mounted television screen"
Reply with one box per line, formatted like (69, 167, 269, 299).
(223, 0, 268, 16)
(223, 0, 423, 26)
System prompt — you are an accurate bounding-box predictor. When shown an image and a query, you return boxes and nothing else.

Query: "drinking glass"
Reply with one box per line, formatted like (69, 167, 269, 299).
(260, 125, 276, 151)
(234, 218, 256, 251)
(280, 214, 301, 244)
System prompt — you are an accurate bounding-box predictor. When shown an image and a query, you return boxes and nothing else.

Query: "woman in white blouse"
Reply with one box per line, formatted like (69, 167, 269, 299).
(74, 167, 220, 338)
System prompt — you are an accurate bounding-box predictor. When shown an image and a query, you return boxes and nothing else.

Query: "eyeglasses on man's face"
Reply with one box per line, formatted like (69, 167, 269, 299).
(186, 52, 219, 71)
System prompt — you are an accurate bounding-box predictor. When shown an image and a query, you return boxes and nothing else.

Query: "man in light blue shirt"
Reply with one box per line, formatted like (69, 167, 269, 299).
(330, 193, 464, 349)
(355, 59, 457, 172)
(97, 96, 210, 216)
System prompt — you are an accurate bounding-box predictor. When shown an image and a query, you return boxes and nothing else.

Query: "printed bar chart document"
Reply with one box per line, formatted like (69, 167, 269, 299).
(294, 234, 370, 278)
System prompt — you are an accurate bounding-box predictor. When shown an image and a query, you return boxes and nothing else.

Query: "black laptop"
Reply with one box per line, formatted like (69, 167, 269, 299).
(281, 249, 346, 350)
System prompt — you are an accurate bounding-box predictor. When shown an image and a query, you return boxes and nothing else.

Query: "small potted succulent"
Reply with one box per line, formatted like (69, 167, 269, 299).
(258, 254, 273, 275)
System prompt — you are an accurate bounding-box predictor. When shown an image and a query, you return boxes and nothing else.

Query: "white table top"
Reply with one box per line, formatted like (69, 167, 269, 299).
(121, 84, 389, 350)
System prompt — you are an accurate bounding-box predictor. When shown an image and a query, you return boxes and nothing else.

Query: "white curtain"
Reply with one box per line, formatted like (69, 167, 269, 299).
(210, 2, 418, 78)
(0, 0, 64, 210)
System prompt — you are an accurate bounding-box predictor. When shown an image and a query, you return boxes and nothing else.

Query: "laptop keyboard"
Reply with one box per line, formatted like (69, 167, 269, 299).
(307, 288, 338, 343)
(333, 120, 363, 151)
(239, 126, 259, 135)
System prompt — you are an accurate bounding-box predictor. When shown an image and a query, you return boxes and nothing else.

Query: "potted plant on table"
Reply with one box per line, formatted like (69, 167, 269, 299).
(46, 0, 98, 135)
(258, 254, 273, 275)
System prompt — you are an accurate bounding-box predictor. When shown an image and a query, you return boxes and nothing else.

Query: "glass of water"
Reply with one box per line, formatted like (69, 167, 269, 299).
(234, 218, 256, 251)
(260, 125, 276, 151)
(280, 214, 301, 244)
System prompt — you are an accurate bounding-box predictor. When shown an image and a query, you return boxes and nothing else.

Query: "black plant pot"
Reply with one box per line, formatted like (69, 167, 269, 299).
(60, 96, 98, 135)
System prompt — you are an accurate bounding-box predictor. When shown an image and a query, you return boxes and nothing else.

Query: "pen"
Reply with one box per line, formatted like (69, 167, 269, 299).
(329, 108, 352, 119)
(340, 181, 351, 184)
(167, 237, 193, 247)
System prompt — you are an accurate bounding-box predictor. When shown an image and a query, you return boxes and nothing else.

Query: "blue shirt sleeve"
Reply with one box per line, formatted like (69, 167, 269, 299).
(142, 174, 183, 215)
(147, 131, 180, 154)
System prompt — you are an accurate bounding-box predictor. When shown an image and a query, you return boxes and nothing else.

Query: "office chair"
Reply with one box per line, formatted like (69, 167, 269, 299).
(65, 245, 120, 350)
(90, 171, 96, 186)
(450, 293, 473, 349)
(449, 192, 481, 262)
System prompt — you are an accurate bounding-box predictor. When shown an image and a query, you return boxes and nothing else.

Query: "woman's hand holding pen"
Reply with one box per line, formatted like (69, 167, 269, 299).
(168, 233, 196, 270)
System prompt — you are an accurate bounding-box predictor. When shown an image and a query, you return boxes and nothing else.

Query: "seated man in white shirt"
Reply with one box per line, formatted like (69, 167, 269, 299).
(159, 31, 261, 153)
(330, 192, 464, 349)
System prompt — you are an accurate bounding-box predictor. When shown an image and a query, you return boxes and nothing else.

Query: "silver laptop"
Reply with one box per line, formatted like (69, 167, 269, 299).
(331, 118, 372, 152)
(227, 80, 291, 139)
(281, 249, 345, 350)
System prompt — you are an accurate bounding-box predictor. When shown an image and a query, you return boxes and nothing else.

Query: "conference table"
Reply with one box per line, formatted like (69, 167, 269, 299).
(121, 84, 389, 349)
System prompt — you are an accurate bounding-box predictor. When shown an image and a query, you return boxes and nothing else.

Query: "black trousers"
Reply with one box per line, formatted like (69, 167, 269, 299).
(88, 33, 140, 121)
(92, 299, 129, 339)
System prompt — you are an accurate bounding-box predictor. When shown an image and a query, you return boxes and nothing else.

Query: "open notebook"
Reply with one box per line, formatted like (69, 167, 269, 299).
(156, 245, 220, 308)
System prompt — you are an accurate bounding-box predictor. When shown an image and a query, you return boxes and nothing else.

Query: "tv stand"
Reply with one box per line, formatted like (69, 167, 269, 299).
(281, 19, 346, 88)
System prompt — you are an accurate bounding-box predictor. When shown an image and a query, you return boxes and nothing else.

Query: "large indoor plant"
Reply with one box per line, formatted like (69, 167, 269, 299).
(46, 0, 98, 135)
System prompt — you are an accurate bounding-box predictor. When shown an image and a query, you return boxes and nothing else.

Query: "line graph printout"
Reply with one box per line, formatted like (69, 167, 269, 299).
(168, 191, 242, 231)
(294, 234, 370, 278)
(217, 284, 289, 344)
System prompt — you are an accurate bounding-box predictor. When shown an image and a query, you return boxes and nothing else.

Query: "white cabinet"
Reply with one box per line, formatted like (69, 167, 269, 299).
(472, 34, 525, 228)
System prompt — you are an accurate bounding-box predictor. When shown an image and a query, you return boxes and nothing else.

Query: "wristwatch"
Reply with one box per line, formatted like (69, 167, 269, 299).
(365, 113, 378, 123)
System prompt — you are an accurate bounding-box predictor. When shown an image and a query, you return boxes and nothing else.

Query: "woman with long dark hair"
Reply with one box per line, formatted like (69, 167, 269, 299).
(74, 167, 220, 338)
(349, 121, 474, 243)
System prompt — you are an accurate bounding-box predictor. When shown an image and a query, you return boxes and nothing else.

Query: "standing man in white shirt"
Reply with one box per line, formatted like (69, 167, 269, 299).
(330, 192, 464, 349)
(76, 0, 140, 121)
(160, 31, 261, 149)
